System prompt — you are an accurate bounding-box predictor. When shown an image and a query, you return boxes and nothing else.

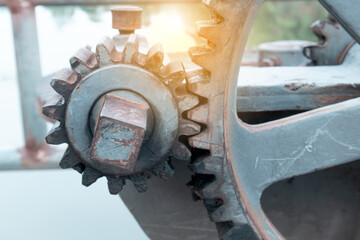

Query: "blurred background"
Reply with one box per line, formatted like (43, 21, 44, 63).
(0, 1, 328, 239)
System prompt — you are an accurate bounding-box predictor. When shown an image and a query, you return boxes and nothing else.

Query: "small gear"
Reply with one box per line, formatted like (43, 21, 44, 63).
(43, 34, 200, 194)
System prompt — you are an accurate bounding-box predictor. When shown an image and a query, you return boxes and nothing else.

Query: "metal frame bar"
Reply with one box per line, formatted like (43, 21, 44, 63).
(10, 2, 47, 148)
(237, 44, 360, 112)
(318, 0, 360, 44)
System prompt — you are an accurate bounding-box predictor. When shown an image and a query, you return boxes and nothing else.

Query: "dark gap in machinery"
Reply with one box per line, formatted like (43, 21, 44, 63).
(261, 160, 360, 240)
(238, 110, 306, 124)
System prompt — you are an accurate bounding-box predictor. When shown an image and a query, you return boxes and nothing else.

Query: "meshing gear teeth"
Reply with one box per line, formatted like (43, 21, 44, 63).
(43, 34, 200, 195)
(186, 0, 262, 239)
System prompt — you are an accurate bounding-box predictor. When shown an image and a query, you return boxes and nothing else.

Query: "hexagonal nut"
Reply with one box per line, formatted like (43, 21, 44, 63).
(90, 94, 150, 171)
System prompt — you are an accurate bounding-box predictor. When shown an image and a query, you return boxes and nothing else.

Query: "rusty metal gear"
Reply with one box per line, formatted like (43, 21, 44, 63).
(43, 34, 200, 195)
(186, 0, 264, 239)
(185, 1, 360, 240)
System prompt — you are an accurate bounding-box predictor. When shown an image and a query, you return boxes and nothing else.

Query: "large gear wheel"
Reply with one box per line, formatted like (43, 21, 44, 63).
(186, 1, 360, 240)
(179, 1, 264, 239)
(43, 34, 200, 194)
(185, 1, 263, 238)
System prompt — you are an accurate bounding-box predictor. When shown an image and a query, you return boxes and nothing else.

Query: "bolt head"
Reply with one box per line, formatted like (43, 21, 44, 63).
(90, 94, 150, 171)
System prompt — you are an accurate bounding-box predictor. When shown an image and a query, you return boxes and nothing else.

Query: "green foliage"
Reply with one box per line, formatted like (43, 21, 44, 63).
(45, 2, 328, 46)
(247, 1, 328, 46)
(45, 6, 76, 27)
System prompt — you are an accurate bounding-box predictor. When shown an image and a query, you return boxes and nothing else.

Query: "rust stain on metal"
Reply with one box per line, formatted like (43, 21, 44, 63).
(7, 0, 33, 15)
(18, 138, 57, 167)
(316, 94, 360, 105)
(337, 41, 356, 64)
(285, 82, 316, 91)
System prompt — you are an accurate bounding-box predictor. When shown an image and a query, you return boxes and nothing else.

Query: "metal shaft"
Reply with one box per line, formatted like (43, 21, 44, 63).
(89, 91, 153, 172)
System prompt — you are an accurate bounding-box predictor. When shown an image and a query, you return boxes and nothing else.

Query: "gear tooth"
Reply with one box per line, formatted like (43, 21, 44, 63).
(310, 20, 327, 40)
(189, 131, 211, 150)
(131, 34, 150, 67)
(170, 141, 191, 161)
(187, 174, 216, 199)
(122, 34, 139, 64)
(202, 0, 229, 19)
(203, 198, 224, 220)
(96, 36, 116, 66)
(162, 61, 186, 90)
(107, 177, 125, 195)
(187, 183, 203, 199)
(191, 191, 201, 201)
(146, 43, 164, 72)
(70, 47, 98, 76)
(162, 162, 174, 180)
(122, 33, 150, 66)
(153, 161, 174, 180)
(210, 203, 247, 224)
(175, 85, 200, 112)
(130, 176, 148, 193)
(188, 46, 215, 70)
(191, 155, 220, 174)
(50, 79, 72, 98)
(136, 33, 150, 55)
(210, 205, 230, 222)
(191, 160, 208, 174)
(303, 21, 327, 63)
(73, 163, 86, 173)
(197, 20, 224, 45)
(202, 182, 221, 199)
(82, 167, 103, 187)
(186, 68, 211, 98)
(187, 105, 208, 124)
(179, 119, 201, 136)
(59, 147, 81, 169)
(45, 121, 67, 145)
(42, 94, 65, 121)
(187, 170, 221, 200)
(51, 68, 78, 97)
(162, 61, 184, 82)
